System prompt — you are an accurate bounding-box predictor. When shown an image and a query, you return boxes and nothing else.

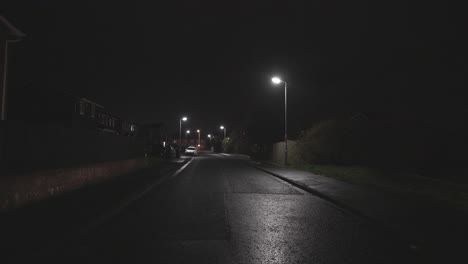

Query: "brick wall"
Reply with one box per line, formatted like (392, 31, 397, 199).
(271, 140, 300, 165)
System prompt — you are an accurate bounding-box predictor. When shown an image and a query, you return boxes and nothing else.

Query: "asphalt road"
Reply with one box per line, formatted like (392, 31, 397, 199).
(4, 153, 416, 263)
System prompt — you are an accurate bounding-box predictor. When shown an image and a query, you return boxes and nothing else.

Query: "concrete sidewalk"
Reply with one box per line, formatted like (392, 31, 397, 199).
(253, 161, 468, 263)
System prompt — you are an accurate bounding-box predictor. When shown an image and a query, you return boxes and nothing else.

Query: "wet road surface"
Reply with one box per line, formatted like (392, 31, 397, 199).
(50, 153, 414, 263)
(2, 153, 418, 263)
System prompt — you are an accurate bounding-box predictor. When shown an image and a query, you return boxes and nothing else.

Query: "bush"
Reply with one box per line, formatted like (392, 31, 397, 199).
(296, 116, 468, 179)
(298, 120, 340, 164)
(249, 143, 271, 161)
(296, 118, 446, 170)
(297, 120, 372, 165)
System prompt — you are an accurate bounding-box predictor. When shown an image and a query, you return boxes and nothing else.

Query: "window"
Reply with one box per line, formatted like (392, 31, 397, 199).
(79, 102, 85, 115)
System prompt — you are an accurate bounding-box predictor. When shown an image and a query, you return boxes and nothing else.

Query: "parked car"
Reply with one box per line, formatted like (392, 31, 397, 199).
(185, 146, 198, 156)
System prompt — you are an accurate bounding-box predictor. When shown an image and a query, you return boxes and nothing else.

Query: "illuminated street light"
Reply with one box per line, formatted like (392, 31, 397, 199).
(197, 129, 201, 147)
(220, 125, 226, 139)
(186, 130, 190, 134)
(271, 76, 282, 84)
(271, 76, 288, 165)
(207, 134, 214, 151)
(179, 116, 188, 145)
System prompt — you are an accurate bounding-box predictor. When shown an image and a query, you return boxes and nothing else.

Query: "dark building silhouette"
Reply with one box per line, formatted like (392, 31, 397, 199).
(0, 15, 25, 121)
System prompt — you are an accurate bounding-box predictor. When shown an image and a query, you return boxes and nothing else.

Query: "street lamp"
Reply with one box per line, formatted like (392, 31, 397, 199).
(220, 125, 226, 139)
(196, 129, 201, 148)
(179, 116, 188, 145)
(207, 134, 213, 151)
(271, 76, 288, 165)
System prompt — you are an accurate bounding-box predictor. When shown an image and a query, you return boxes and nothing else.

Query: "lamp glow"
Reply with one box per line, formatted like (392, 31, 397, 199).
(272, 77, 282, 84)
(182, 117, 188, 121)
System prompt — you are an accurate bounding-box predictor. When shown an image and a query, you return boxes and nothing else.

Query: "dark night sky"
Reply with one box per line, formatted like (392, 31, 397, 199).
(2, 1, 467, 141)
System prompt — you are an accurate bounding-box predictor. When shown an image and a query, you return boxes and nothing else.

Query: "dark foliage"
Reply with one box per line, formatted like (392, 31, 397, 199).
(296, 118, 468, 177)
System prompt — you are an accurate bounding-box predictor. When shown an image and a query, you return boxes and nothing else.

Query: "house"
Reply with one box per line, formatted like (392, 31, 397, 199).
(0, 15, 25, 121)
(73, 97, 138, 136)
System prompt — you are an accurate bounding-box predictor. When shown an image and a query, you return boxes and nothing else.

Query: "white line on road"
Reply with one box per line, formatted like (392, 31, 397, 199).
(169, 158, 193, 179)
(80, 158, 194, 234)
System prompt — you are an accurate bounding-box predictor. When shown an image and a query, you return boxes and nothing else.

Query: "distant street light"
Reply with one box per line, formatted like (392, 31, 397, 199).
(197, 129, 201, 148)
(179, 116, 188, 145)
(220, 125, 226, 139)
(271, 76, 288, 165)
(207, 134, 213, 151)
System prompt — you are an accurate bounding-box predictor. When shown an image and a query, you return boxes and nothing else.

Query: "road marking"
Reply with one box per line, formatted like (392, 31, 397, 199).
(169, 159, 193, 179)
(80, 158, 194, 234)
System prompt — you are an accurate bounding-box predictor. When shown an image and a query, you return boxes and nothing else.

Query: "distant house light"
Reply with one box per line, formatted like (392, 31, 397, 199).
(130, 125, 135, 131)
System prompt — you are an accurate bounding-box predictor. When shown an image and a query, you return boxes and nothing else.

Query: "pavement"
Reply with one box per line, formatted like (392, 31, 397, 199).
(252, 160, 468, 263)
(0, 157, 190, 262)
(0, 152, 460, 263)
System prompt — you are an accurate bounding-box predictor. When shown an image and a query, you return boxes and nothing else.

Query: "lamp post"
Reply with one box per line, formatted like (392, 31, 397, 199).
(179, 116, 188, 145)
(220, 125, 226, 140)
(185, 130, 191, 145)
(272, 76, 288, 165)
(197, 129, 201, 147)
(207, 134, 213, 151)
